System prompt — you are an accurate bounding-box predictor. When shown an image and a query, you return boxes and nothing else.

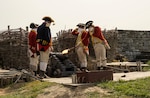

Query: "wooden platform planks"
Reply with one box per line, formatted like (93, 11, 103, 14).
(0, 69, 21, 87)
(106, 62, 149, 72)
(75, 70, 113, 83)
(107, 62, 148, 67)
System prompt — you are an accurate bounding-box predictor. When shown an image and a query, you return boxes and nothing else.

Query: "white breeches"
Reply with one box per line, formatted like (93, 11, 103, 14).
(76, 46, 87, 68)
(39, 62, 47, 72)
(29, 56, 39, 71)
(39, 49, 50, 63)
(39, 49, 50, 71)
(93, 43, 107, 67)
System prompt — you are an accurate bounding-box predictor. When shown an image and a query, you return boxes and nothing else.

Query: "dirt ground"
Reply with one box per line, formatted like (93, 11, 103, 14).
(0, 82, 110, 98)
(0, 89, 6, 96)
(36, 83, 110, 98)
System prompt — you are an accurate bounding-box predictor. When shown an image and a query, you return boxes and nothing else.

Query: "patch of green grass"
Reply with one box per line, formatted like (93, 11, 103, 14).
(0, 80, 56, 98)
(97, 77, 150, 98)
(146, 60, 150, 65)
(143, 60, 150, 71)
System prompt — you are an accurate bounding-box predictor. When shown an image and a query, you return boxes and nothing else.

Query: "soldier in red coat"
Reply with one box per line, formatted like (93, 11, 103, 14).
(28, 23, 39, 76)
(86, 21, 110, 70)
(72, 23, 89, 71)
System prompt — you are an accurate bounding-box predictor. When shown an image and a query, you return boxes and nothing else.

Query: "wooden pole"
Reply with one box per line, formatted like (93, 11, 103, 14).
(26, 26, 29, 31)
(8, 25, 10, 30)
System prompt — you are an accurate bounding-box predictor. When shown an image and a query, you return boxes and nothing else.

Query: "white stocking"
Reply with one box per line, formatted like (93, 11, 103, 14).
(40, 62, 47, 71)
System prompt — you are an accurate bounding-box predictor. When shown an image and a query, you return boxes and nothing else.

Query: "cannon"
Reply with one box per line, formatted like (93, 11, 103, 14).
(46, 52, 76, 77)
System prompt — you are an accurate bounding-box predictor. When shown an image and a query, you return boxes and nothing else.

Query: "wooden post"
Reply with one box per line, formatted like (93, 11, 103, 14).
(26, 26, 29, 31)
(125, 64, 129, 71)
(8, 25, 10, 30)
(119, 64, 122, 70)
(136, 61, 142, 71)
(139, 61, 142, 71)
(72, 74, 77, 84)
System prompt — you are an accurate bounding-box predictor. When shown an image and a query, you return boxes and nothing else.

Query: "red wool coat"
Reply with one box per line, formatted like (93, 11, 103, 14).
(28, 30, 38, 53)
(72, 29, 89, 46)
(92, 26, 106, 41)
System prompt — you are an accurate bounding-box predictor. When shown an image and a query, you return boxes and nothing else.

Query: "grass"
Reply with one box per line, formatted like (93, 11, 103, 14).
(97, 77, 150, 98)
(147, 60, 150, 65)
(143, 60, 150, 71)
(0, 80, 56, 98)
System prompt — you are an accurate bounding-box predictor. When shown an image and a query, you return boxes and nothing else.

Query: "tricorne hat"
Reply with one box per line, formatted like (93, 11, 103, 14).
(30, 23, 38, 29)
(77, 23, 85, 28)
(85, 20, 93, 28)
(42, 16, 54, 23)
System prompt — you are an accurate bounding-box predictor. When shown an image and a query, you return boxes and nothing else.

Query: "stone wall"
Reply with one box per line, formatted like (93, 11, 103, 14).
(104, 29, 150, 62)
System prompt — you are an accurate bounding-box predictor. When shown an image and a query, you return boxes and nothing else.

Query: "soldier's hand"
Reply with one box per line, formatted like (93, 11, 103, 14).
(83, 46, 89, 55)
(105, 43, 111, 49)
(49, 46, 53, 52)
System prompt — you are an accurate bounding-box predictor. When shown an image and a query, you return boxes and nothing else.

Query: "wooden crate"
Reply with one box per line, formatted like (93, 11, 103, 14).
(76, 70, 113, 83)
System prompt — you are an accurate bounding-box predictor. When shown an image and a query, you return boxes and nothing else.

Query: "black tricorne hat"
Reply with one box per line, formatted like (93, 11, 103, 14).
(85, 20, 93, 28)
(30, 23, 38, 29)
(42, 16, 54, 23)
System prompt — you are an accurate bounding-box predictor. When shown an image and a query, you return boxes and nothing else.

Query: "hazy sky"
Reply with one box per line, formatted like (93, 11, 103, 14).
(0, 0, 150, 37)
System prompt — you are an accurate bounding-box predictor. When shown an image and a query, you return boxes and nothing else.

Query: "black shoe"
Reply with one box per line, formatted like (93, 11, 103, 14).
(39, 71, 45, 79)
(80, 67, 89, 72)
(97, 67, 101, 70)
(34, 71, 37, 76)
(102, 66, 110, 70)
